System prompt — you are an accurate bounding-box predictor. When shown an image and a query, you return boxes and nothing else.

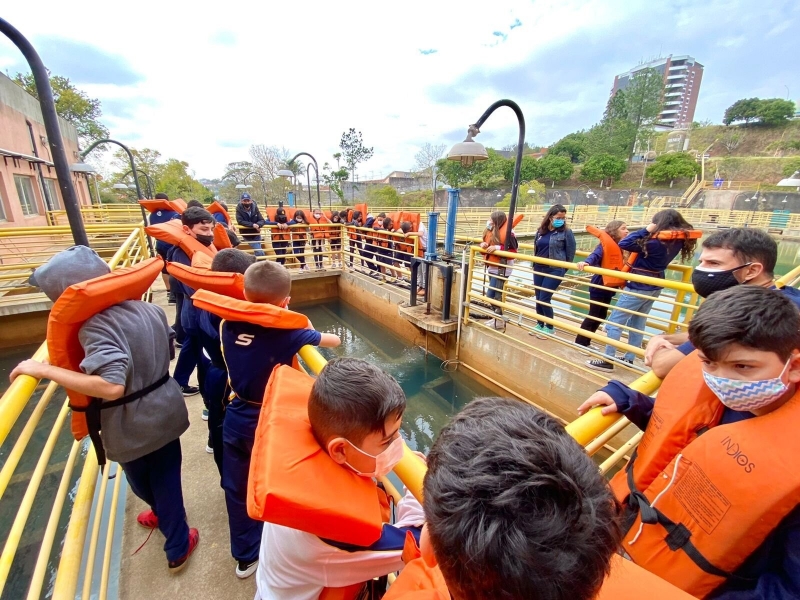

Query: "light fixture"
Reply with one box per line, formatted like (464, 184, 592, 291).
(447, 125, 489, 167)
(497, 193, 502, 198)
(527, 188, 534, 194)
(400, 191, 406, 195)
(777, 171, 800, 187)
(782, 196, 788, 203)
(69, 162, 96, 173)
(112, 183, 129, 190)
(277, 169, 294, 178)
(235, 183, 252, 189)
(128, 184, 137, 189)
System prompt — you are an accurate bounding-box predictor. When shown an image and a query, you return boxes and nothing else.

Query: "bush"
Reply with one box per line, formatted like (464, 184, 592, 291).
(646, 152, 701, 187)
(579, 154, 627, 185)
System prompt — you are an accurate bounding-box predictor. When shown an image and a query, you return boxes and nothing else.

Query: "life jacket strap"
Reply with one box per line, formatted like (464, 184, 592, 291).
(70, 373, 171, 466)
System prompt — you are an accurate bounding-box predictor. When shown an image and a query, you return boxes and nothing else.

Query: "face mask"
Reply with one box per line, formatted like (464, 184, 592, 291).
(703, 358, 792, 412)
(691, 264, 752, 298)
(553, 219, 565, 228)
(195, 234, 215, 247)
(343, 436, 405, 478)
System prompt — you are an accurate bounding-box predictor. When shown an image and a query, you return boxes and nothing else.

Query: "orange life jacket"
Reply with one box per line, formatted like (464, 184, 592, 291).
(191, 252, 213, 269)
(191, 289, 310, 330)
(47, 257, 164, 449)
(247, 365, 389, 545)
(609, 351, 800, 598)
(309, 214, 331, 239)
(207, 200, 231, 226)
(481, 214, 523, 265)
(138, 199, 187, 214)
(291, 219, 309, 243)
(375, 222, 393, 249)
(213, 222, 233, 250)
(266, 207, 296, 241)
(586, 225, 626, 288)
(165, 262, 246, 300)
(145, 220, 217, 261)
(625, 229, 702, 273)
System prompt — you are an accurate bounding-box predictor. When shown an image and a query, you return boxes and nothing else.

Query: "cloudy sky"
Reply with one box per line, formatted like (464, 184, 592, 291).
(1, 0, 796, 181)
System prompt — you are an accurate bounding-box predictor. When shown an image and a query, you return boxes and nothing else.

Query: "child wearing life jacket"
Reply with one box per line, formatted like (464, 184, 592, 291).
(399, 221, 425, 295)
(383, 396, 620, 600)
(269, 205, 291, 265)
(363, 213, 381, 274)
(210, 260, 341, 578)
(586, 209, 697, 373)
(346, 209, 362, 269)
(578, 285, 800, 599)
(11, 246, 197, 572)
(255, 358, 425, 600)
(480, 211, 519, 328)
(289, 209, 310, 271)
(329, 211, 344, 268)
(574, 220, 629, 350)
(309, 208, 331, 270)
(377, 216, 400, 281)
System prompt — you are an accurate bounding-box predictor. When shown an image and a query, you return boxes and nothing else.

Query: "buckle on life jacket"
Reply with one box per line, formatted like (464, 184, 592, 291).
(70, 373, 171, 466)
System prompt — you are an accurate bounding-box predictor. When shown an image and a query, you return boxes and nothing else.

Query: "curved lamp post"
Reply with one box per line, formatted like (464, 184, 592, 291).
(1, 17, 88, 246)
(447, 100, 524, 251)
(285, 152, 321, 212)
(306, 162, 321, 211)
(82, 138, 153, 255)
(240, 171, 267, 207)
(119, 169, 155, 199)
(573, 184, 597, 222)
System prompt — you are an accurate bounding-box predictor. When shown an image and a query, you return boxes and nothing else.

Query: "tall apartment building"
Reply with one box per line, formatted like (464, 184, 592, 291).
(612, 55, 703, 129)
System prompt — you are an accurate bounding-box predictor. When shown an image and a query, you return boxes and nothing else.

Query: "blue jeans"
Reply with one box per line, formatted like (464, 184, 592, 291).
(121, 439, 189, 562)
(604, 287, 662, 361)
(173, 330, 208, 391)
(248, 240, 265, 257)
(534, 266, 566, 328)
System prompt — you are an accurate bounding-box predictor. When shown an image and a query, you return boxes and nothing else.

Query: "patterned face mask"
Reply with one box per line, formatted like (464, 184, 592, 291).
(702, 359, 792, 412)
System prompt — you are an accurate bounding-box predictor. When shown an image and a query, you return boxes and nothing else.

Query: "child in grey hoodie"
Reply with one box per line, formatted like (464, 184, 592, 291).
(10, 245, 198, 572)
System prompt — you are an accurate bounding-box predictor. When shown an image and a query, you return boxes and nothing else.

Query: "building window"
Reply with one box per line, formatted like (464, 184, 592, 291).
(14, 175, 39, 216)
(43, 178, 61, 210)
(0, 196, 5, 221)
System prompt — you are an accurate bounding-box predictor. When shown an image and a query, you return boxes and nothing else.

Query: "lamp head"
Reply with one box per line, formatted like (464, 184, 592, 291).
(777, 171, 800, 187)
(70, 162, 96, 174)
(112, 183, 129, 190)
(277, 169, 294, 178)
(447, 124, 488, 167)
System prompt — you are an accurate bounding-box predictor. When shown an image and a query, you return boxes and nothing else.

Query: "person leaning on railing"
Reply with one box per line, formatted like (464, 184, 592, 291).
(645, 228, 800, 379)
(530, 204, 576, 339)
(235, 193, 267, 257)
(480, 211, 519, 322)
(587, 209, 697, 373)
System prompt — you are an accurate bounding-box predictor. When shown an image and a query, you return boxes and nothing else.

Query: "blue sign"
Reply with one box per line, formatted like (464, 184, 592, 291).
(713, 178, 723, 188)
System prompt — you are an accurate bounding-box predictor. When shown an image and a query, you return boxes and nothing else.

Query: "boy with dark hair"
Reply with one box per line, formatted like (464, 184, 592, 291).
(255, 358, 425, 600)
(170, 207, 216, 398)
(646, 227, 800, 378)
(208, 260, 341, 578)
(387, 396, 621, 600)
(578, 285, 800, 598)
(186, 199, 204, 209)
(11, 246, 198, 571)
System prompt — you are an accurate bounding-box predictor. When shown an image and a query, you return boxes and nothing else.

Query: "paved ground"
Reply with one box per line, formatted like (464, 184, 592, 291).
(118, 285, 257, 600)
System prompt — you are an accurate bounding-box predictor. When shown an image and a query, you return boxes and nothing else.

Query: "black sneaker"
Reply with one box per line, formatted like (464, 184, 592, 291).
(586, 359, 614, 372)
(236, 559, 258, 579)
(620, 358, 634, 366)
(181, 385, 200, 396)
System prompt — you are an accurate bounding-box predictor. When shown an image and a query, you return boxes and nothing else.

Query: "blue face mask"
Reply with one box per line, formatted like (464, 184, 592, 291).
(553, 219, 565, 228)
(702, 358, 792, 412)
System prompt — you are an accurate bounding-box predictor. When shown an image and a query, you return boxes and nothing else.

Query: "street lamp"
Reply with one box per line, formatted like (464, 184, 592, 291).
(448, 99, 524, 250)
(284, 153, 321, 212)
(242, 171, 268, 208)
(70, 162, 103, 206)
(119, 169, 155, 199)
(777, 171, 800, 190)
(573, 185, 597, 222)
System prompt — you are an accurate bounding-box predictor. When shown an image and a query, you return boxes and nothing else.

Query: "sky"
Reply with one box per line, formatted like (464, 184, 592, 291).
(1, 0, 797, 182)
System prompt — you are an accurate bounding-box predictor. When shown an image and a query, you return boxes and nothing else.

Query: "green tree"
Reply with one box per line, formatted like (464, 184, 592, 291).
(14, 72, 109, 145)
(496, 181, 546, 207)
(340, 129, 374, 200)
(435, 158, 473, 188)
(470, 148, 507, 187)
(646, 152, 701, 187)
(723, 98, 762, 125)
(783, 158, 800, 177)
(322, 154, 349, 204)
(538, 154, 574, 186)
(621, 68, 664, 156)
(366, 185, 401, 206)
(580, 153, 627, 186)
(757, 99, 796, 126)
(158, 159, 214, 201)
(549, 132, 588, 163)
(501, 155, 541, 182)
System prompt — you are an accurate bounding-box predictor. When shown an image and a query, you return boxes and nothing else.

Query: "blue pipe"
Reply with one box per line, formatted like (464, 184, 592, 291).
(444, 188, 459, 256)
(425, 212, 439, 262)
(287, 191, 295, 207)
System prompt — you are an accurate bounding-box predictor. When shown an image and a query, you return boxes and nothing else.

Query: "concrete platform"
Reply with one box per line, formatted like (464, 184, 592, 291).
(398, 303, 458, 334)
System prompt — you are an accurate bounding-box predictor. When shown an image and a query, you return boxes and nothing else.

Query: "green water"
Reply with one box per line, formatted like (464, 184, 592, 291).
(296, 299, 497, 454)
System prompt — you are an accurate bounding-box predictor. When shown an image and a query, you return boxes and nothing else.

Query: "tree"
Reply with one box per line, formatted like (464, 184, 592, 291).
(783, 158, 800, 177)
(340, 129, 374, 200)
(366, 185, 400, 207)
(322, 156, 349, 204)
(722, 129, 745, 154)
(621, 68, 664, 156)
(158, 159, 214, 201)
(723, 98, 762, 125)
(435, 158, 473, 188)
(496, 181, 546, 207)
(501, 155, 541, 183)
(470, 148, 507, 187)
(757, 99, 796, 126)
(414, 143, 447, 189)
(14, 72, 109, 145)
(222, 161, 255, 184)
(549, 132, 588, 163)
(646, 152, 701, 187)
(580, 154, 627, 186)
(538, 154, 574, 186)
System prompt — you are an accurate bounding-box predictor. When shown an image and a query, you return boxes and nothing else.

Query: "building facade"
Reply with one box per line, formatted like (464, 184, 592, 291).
(0, 72, 92, 228)
(612, 55, 703, 129)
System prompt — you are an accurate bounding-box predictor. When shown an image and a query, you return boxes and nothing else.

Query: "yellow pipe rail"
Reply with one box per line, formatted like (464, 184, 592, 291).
(100, 471, 124, 599)
(0, 343, 49, 447)
(81, 463, 112, 600)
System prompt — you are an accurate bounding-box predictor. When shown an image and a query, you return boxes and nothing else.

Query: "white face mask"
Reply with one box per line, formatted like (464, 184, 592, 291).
(343, 436, 405, 478)
(702, 358, 793, 412)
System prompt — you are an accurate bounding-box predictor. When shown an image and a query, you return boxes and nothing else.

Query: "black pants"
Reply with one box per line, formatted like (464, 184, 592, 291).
(311, 238, 324, 268)
(362, 244, 376, 271)
(172, 287, 184, 344)
(292, 240, 306, 266)
(272, 240, 289, 265)
(575, 288, 617, 347)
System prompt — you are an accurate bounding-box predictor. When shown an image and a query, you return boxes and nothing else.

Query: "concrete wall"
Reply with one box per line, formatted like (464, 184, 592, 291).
(0, 72, 92, 228)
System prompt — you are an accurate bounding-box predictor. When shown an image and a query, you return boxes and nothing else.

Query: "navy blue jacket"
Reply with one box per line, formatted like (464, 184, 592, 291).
(236, 203, 267, 239)
(533, 227, 576, 263)
(619, 228, 684, 291)
(167, 246, 200, 333)
(602, 379, 800, 599)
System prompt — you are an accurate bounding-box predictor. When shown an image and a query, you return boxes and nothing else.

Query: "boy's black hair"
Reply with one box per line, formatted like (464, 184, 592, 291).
(308, 358, 406, 446)
(377, 212, 386, 218)
(352, 210, 363, 222)
(702, 228, 778, 277)
(211, 248, 255, 274)
(155, 192, 169, 200)
(400, 221, 412, 234)
(689, 285, 800, 362)
(339, 210, 349, 219)
(382, 217, 393, 229)
(425, 397, 621, 600)
(181, 206, 214, 227)
(186, 199, 204, 209)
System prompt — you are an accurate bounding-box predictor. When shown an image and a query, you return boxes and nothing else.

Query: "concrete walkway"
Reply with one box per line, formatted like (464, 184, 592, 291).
(118, 287, 256, 600)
